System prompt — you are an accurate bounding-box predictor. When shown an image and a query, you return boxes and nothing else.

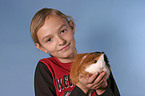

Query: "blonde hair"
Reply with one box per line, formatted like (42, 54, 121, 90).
(30, 8, 74, 44)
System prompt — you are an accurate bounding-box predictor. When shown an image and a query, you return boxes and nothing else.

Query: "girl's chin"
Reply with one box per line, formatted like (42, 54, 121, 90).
(60, 52, 73, 58)
(52, 49, 75, 58)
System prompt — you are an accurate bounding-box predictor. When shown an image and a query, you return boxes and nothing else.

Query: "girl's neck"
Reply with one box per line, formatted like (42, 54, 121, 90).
(58, 58, 73, 63)
(57, 50, 77, 63)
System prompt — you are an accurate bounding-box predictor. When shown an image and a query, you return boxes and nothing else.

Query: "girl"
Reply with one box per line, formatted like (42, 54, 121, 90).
(30, 8, 120, 96)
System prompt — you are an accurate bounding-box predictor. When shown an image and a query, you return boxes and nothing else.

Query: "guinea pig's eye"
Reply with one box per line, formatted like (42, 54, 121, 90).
(94, 60, 97, 63)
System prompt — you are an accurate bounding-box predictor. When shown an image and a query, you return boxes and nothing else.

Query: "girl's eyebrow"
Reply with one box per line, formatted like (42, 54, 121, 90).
(57, 24, 66, 31)
(42, 35, 50, 41)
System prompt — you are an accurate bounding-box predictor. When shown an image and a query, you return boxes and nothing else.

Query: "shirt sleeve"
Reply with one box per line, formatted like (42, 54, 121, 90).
(70, 86, 86, 96)
(34, 61, 57, 96)
(98, 72, 120, 96)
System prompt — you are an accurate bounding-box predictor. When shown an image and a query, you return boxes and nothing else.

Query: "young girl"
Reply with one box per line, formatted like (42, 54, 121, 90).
(30, 8, 120, 96)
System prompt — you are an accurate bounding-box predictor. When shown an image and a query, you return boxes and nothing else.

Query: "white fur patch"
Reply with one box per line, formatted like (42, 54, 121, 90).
(85, 54, 110, 78)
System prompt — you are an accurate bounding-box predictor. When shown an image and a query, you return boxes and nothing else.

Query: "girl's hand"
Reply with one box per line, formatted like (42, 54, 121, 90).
(76, 72, 108, 94)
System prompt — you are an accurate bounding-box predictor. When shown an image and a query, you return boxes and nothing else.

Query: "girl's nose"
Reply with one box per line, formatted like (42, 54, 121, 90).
(57, 36, 66, 46)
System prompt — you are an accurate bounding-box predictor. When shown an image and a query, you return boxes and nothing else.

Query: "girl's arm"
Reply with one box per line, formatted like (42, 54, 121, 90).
(34, 62, 57, 96)
(34, 62, 88, 96)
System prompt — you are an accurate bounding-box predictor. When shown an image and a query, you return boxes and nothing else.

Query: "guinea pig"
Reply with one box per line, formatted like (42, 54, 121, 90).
(70, 52, 110, 85)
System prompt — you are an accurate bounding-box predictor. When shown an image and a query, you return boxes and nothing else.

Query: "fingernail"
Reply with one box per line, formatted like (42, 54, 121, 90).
(95, 72, 98, 75)
(87, 74, 89, 77)
(103, 72, 106, 75)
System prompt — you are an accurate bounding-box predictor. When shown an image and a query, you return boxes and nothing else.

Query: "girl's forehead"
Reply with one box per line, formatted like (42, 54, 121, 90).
(37, 16, 69, 41)
(45, 15, 67, 24)
(39, 16, 67, 32)
(41, 16, 68, 30)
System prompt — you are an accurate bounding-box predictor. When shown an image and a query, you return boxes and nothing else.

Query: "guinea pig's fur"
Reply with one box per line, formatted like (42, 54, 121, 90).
(70, 52, 110, 85)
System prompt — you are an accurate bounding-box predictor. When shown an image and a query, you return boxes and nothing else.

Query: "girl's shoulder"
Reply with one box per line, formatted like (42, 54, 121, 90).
(39, 56, 57, 65)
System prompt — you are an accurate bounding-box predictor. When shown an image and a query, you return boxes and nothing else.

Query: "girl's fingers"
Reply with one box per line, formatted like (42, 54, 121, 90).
(93, 80, 104, 89)
(93, 72, 106, 84)
(92, 75, 108, 90)
(88, 72, 106, 84)
(78, 72, 108, 90)
(78, 74, 89, 84)
(87, 72, 99, 83)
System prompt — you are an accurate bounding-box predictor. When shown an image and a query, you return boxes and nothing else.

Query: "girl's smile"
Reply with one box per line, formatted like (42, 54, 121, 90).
(58, 43, 71, 52)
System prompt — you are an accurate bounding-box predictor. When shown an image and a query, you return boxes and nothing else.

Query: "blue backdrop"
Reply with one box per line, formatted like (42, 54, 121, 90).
(0, 0, 145, 96)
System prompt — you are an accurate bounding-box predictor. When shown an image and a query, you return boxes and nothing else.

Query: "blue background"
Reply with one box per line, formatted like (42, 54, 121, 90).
(0, 0, 145, 96)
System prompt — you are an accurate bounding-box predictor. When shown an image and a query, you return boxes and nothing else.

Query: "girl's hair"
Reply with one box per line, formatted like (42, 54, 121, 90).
(30, 8, 74, 44)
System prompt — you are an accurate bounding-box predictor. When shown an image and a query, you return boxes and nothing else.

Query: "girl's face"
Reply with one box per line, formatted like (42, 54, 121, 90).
(35, 16, 77, 63)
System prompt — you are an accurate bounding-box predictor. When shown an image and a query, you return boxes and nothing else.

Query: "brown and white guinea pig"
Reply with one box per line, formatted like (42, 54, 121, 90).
(70, 52, 110, 85)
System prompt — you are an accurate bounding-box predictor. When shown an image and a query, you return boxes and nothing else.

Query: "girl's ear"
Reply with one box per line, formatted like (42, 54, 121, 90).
(69, 20, 75, 34)
(35, 43, 48, 53)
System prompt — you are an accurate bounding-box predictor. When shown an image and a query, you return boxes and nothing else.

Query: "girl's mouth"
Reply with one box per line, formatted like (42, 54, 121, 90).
(58, 43, 70, 52)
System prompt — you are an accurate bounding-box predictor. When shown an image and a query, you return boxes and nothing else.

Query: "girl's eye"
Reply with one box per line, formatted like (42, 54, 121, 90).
(47, 38, 51, 42)
(60, 29, 67, 34)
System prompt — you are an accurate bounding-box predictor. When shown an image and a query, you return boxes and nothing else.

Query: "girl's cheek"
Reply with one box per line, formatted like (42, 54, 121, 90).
(66, 33, 74, 40)
(49, 43, 57, 52)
